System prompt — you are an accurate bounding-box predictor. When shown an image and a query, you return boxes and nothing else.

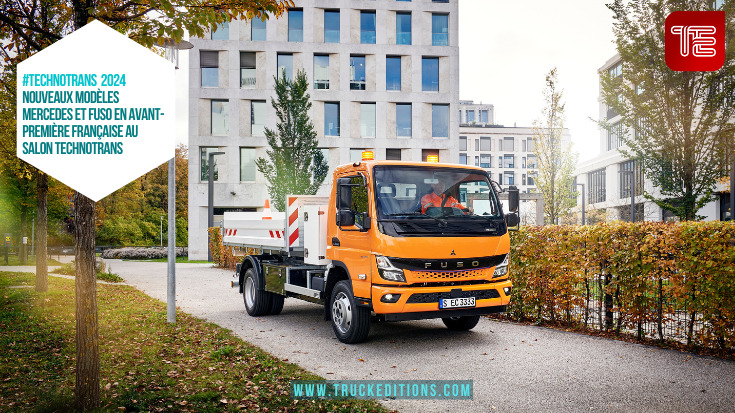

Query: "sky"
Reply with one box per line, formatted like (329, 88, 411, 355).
(458, 0, 618, 162)
(175, 0, 618, 162)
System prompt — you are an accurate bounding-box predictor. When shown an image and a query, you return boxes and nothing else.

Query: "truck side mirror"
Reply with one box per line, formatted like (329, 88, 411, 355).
(337, 177, 352, 210)
(505, 213, 520, 229)
(508, 185, 519, 213)
(337, 209, 355, 227)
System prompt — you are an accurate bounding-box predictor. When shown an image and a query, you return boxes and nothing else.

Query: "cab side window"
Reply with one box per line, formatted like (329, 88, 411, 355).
(350, 176, 368, 227)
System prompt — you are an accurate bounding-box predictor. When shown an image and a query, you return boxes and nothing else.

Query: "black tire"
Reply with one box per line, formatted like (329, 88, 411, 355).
(268, 294, 285, 315)
(243, 268, 271, 316)
(330, 280, 370, 344)
(442, 315, 481, 331)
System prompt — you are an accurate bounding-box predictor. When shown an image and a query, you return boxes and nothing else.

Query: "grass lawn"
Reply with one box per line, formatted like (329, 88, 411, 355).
(0, 272, 389, 412)
(0, 256, 63, 267)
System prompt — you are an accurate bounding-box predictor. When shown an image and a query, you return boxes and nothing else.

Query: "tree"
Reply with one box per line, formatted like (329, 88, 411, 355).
(256, 69, 329, 212)
(0, 1, 292, 409)
(601, 0, 735, 221)
(532, 68, 578, 225)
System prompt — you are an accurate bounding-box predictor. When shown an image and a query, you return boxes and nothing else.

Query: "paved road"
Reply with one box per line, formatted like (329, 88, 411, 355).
(29, 259, 735, 412)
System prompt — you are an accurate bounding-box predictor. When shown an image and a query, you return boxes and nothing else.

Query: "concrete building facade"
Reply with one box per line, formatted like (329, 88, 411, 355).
(188, 0, 460, 259)
(574, 55, 728, 223)
(458, 100, 571, 224)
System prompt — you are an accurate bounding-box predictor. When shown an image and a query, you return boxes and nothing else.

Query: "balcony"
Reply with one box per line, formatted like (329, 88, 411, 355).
(240, 68, 256, 89)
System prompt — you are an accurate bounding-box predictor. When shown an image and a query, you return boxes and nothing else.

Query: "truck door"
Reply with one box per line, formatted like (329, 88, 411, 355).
(333, 173, 372, 299)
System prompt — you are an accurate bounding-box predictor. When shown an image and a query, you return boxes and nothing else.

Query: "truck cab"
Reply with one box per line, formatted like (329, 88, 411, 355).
(227, 157, 519, 344)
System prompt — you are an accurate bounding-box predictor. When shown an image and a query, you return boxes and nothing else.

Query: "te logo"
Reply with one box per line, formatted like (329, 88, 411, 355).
(665, 11, 725, 71)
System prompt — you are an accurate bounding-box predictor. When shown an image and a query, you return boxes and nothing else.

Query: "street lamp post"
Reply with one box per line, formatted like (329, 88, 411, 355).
(576, 183, 586, 225)
(160, 216, 163, 247)
(163, 38, 193, 324)
(620, 170, 636, 222)
(208, 151, 225, 262)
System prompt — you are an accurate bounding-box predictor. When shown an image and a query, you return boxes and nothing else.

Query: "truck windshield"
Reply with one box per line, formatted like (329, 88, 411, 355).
(373, 166, 505, 236)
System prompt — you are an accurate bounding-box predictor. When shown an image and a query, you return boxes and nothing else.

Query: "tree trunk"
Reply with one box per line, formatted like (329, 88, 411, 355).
(35, 172, 48, 292)
(74, 192, 99, 411)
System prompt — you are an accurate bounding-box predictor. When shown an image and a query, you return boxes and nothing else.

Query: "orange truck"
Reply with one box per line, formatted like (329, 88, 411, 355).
(226, 154, 520, 343)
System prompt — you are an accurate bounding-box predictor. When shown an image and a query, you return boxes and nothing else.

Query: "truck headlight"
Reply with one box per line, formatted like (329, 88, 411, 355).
(376, 256, 406, 283)
(493, 254, 509, 278)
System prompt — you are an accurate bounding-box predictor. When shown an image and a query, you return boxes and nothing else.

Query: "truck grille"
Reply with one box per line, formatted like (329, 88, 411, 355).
(411, 268, 489, 280)
(406, 289, 500, 304)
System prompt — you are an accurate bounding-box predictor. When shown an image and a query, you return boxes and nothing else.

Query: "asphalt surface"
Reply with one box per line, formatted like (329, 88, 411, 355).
(9, 259, 735, 412)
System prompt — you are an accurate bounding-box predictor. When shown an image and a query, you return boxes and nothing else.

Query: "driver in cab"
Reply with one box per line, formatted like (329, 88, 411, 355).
(421, 178, 474, 215)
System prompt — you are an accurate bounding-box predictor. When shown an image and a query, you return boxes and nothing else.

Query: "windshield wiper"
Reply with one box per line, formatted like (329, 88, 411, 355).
(380, 213, 447, 226)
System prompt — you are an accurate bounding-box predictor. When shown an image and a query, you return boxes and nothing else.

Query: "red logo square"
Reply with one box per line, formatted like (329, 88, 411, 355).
(665, 11, 725, 71)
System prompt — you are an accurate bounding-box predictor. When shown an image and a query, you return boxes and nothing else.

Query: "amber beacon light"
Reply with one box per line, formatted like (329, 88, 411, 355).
(426, 155, 439, 163)
(361, 151, 374, 161)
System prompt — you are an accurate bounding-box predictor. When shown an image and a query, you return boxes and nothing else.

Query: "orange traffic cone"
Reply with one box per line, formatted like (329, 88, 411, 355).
(262, 199, 272, 220)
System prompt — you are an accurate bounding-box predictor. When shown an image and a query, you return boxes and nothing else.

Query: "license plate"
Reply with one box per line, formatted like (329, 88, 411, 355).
(439, 297, 475, 309)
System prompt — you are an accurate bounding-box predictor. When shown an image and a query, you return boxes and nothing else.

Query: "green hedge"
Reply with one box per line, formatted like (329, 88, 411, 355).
(508, 222, 735, 353)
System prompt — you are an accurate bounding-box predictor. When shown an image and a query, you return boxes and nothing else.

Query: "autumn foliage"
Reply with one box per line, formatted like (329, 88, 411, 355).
(508, 222, 735, 353)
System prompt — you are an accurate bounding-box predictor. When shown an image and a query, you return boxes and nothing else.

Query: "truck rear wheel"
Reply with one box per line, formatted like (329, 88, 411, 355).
(243, 268, 271, 316)
(442, 315, 481, 331)
(268, 294, 284, 315)
(330, 280, 370, 344)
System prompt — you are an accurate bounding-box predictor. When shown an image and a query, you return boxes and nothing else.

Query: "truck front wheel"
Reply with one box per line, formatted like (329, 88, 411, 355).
(330, 280, 370, 344)
(243, 268, 271, 316)
(442, 315, 481, 331)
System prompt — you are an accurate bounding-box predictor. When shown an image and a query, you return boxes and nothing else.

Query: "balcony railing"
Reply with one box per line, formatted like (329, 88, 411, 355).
(397, 32, 411, 45)
(432, 33, 448, 46)
(350, 80, 366, 90)
(314, 80, 329, 90)
(361, 31, 376, 44)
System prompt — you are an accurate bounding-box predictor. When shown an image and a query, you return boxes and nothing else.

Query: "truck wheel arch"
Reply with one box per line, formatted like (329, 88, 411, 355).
(239, 255, 264, 294)
(324, 262, 350, 320)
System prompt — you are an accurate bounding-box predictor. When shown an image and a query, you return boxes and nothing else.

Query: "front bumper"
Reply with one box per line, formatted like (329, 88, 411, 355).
(371, 278, 512, 319)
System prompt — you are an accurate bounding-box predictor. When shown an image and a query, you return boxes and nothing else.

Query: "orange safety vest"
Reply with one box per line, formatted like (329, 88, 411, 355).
(420, 192, 465, 214)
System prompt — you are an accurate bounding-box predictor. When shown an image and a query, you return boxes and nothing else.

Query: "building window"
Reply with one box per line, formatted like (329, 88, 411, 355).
(350, 148, 366, 163)
(324, 10, 340, 43)
(396, 103, 412, 137)
(504, 172, 515, 186)
(314, 55, 330, 89)
(432, 13, 449, 46)
(360, 11, 376, 44)
(251, 101, 266, 137)
(459, 153, 467, 164)
(480, 154, 491, 168)
(422, 57, 439, 92)
(277, 53, 293, 82)
(431, 104, 449, 138)
(288, 9, 303, 42)
(459, 136, 467, 151)
(211, 22, 229, 40)
(240, 148, 256, 181)
(719, 193, 730, 221)
(588, 168, 606, 204)
(200, 51, 219, 87)
(480, 137, 491, 151)
(350, 56, 366, 90)
(466, 110, 475, 123)
(474, 156, 479, 167)
(527, 138, 536, 152)
(201, 147, 221, 181)
(361, 103, 376, 137)
(386, 56, 401, 91)
(527, 154, 537, 168)
(503, 155, 514, 168)
(240, 52, 256, 88)
(325, 102, 340, 136)
(619, 160, 643, 198)
(422, 149, 439, 162)
(608, 62, 622, 78)
(502, 137, 514, 152)
(396, 12, 411, 45)
(479, 110, 488, 123)
(251, 18, 266, 41)
(211, 100, 228, 136)
(527, 172, 536, 186)
(386, 148, 402, 160)
(608, 121, 623, 150)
